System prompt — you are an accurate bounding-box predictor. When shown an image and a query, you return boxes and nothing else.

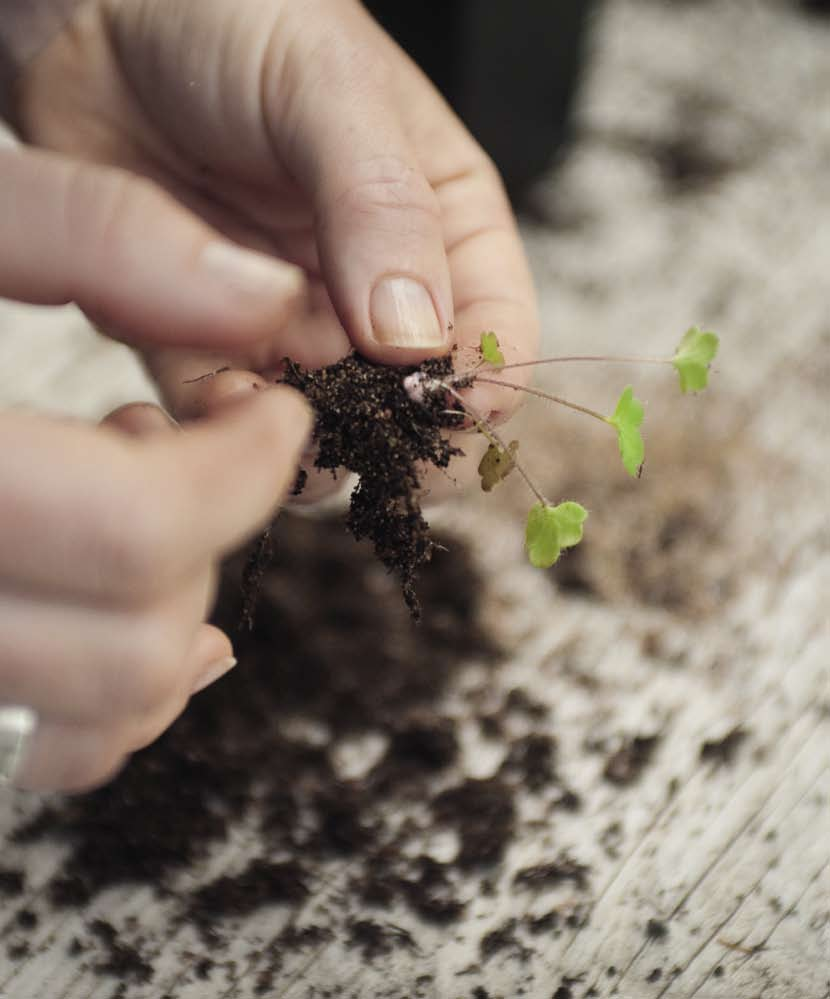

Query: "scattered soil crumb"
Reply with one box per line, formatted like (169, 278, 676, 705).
(603, 734, 661, 785)
(433, 778, 516, 868)
(700, 726, 748, 766)
(499, 733, 558, 791)
(479, 918, 531, 961)
(187, 859, 309, 942)
(345, 919, 416, 960)
(88, 919, 153, 985)
(646, 918, 669, 940)
(0, 867, 25, 896)
(513, 853, 591, 892)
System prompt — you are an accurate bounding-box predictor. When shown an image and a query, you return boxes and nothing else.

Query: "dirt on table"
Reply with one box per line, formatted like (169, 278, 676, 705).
(6, 515, 579, 992)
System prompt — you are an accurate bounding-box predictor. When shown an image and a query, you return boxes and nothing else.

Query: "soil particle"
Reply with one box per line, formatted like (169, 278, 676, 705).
(645, 918, 669, 940)
(345, 919, 416, 960)
(524, 909, 561, 935)
(603, 734, 660, 786)
(15, 908, 38, 929)
(88, 919, 153, 984)
(499, 733, 557, 792)
(0, 867, 25, 897)
(513, 853, 591, 892)
(187, 859, 310, 941)
(479, 918, 531, 961)
(433, 777, 516, 868)
(6, 941, 30, 960)
(700, 726, 748, 766)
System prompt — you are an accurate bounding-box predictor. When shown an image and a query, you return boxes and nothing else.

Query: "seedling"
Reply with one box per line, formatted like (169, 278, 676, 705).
(241, 326, 718, 622)
(402, 324, 719, 570)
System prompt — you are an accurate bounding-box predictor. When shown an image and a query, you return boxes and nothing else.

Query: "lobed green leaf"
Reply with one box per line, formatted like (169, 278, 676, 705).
(607, 386, 645, 477)
(672, 326, 719, 393)
(525, 501, 588, 569)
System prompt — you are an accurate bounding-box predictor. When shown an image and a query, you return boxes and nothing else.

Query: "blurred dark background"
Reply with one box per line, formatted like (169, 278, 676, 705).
(366, 0, 830, 208)
(364, 0, 596, 206)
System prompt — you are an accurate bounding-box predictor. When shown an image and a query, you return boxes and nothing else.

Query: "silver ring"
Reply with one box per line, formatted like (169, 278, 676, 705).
(0, 706, 36, 786)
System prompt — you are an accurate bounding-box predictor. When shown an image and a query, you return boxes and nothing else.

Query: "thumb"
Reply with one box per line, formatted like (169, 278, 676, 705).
(268, 2, 453, 361)
(0, 145, 304, 350)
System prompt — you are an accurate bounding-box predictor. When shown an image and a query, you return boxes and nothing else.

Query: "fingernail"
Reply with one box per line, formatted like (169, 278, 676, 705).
(201, 243, 303, 300)
(0, 706, 37, 788)
(370, 276, 445, 349)
(191, 656, 237, 695)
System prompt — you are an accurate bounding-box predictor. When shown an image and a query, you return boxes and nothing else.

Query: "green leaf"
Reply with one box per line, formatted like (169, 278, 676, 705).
(606, 386, 645, 477)
(672, 326, 719, 393)
(477, 440, 519, 492)
(525, 501, 588, 569)
(480, 331, 505, 367)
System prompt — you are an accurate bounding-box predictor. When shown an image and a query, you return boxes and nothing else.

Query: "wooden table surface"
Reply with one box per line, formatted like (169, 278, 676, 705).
(1, 2, 828, 998)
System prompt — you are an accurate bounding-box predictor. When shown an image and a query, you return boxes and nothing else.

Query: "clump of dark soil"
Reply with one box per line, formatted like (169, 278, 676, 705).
(0, 867, 25, 897)
(513, 853, 591, 892)
(187, 859, 309, 943)
(88, 918, 153, 985)
(346, 918, 417, 960)
(281, 352, 466, 618)
(432, 778, 516, 869)
(603, 734, 661, 786)
(700, 726, 748, 766)
(645, 917, 669, 940)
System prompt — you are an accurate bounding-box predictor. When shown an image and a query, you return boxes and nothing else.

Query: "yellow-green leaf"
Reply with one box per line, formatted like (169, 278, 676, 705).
(477, 440, 519, 492)
(480, 331, 505, 367)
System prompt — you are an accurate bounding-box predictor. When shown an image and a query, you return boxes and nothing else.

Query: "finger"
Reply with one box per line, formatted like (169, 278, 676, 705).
(0, 145, 304, 350)
(143, 280, 352, 419)
(365, 23, 541, 421)
(188, 624, 236, 695)
(0, 574, 214, 723)
(146, 361, 272, 422)
(101, 402, 179, 436)
(266, 0, 453, 360)
(14, 720, 128, 793)
(0, 388, 312, 602)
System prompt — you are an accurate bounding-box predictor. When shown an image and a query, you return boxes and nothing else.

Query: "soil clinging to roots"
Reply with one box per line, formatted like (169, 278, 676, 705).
(281, 352, 465, 618)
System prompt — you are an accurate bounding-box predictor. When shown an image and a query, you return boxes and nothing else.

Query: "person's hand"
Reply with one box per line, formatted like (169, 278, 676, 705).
(11, 0, 539, 443)
(0, 390, 310, 793)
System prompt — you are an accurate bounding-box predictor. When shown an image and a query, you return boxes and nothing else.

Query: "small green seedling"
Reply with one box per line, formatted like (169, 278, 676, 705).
(405, 325, 719, 570)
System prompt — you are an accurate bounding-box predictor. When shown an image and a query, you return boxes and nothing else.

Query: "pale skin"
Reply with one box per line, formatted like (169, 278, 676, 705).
(0, 0, 539, 792)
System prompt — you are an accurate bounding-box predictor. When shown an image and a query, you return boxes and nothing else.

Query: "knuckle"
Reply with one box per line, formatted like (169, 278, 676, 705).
(334, 158, 442, 230)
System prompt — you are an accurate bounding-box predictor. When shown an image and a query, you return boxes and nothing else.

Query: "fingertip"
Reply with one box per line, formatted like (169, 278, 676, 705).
(186, 369, 271, 418)
(101, 402, 179, 437)
(364, 274, 452, 360)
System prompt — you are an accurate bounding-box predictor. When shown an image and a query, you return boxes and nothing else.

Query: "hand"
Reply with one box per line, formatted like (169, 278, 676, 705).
(11, 0, 539, 432)
(0, 389, 310, 792)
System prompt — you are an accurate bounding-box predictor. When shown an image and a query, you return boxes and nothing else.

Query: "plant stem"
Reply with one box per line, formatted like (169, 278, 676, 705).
(473, 376, 612, 426)
(439, 383, 550, 507)
(452, 354, 672, 382)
